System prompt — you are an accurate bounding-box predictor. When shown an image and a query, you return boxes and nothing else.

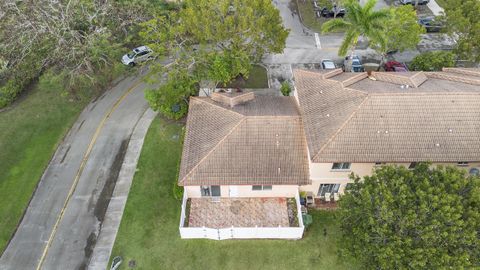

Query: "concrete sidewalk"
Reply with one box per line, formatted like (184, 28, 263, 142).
(427, 0, 444, 16)
(88, 109, 157, 270)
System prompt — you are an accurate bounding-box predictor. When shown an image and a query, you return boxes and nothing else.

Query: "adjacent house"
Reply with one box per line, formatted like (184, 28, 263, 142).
(178, 68, 480, 240)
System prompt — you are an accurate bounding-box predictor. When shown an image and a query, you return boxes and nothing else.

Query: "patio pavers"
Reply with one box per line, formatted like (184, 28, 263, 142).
(188, 198, 290, 228)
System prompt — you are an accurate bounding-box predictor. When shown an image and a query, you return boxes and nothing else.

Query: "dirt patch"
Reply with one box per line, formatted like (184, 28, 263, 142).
(79, 232, 97, 270)
(80, 138, 130, 268)
(94, 138, 130, 223)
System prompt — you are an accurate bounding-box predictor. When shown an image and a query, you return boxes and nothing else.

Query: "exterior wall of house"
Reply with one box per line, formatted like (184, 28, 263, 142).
(184, 185, 299, 198)
(300, 161, 480, 197)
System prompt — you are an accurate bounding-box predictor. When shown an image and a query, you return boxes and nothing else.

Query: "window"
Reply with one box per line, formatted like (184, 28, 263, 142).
(252, 185, 272, 191)
(201, 186, 210, 196)
(200, 185, 221, 196)
(263, 185, 272, 190)
(408, 162, 417, 169)
(457, 162, 469, 166)
(318, 184, 340, 196)
(331, 163, 351, 170)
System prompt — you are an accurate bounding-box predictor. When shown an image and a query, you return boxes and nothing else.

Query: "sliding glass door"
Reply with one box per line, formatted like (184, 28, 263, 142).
(317, 184, 340, 196)
(200, 185, 221, 197)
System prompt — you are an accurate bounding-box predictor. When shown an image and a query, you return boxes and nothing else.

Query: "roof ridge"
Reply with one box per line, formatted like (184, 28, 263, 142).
(311, 95, 370, 162)
(179, 118, 246, 184)
(322, 79, 369, 95)
(294, 68, 329, 77)
(192, 97, 245, 117)
(244, 115, 301, 119)
(369, 92, 480, 96)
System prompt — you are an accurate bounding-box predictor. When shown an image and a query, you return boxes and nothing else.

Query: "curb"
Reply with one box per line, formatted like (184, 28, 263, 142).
(87, 108, 158, 270)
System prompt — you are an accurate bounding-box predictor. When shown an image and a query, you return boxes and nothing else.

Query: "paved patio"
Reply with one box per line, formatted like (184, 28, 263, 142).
(188, 198, 290, 228)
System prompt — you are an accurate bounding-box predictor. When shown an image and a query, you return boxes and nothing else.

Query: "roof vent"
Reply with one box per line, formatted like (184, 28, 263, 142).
(211, 91, 255, 107)
(435, 143, 440, 147)
(448, 128, 453, 133)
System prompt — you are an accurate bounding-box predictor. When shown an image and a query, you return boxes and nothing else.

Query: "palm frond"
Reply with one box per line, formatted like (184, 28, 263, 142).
(364, 0, 378, 13)
(321, 19, 351, 34)
(338, 30, 358, 56)
(367, 10, 390, 22)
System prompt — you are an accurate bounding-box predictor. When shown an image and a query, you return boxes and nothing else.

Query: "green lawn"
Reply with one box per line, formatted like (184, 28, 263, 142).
(224, 65, 269, 89)
(295, 0, 332, 33)
(0, 77, 91, 252)
(111, 117, 358, 270)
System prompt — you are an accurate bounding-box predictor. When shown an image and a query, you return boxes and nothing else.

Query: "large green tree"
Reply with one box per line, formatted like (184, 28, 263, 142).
(321, 0, 389, 56)
(372, 5, 425, 55)
(141, 0, 288, 119)
(0, 0, 173, 108)
(441, 0, 480, 63)
(339, 163, 480, 269)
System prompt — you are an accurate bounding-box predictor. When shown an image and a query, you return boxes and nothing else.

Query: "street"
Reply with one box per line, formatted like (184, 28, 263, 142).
(0, 72, 150, 270)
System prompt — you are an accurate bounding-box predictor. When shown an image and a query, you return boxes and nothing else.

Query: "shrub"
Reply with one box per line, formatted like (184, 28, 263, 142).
(409, 51, 455, 71)
(280, 81, 292, 96)
(0, 80, 22, 102)
(172, 182, 184, 201)
(339, 163, 480, 269)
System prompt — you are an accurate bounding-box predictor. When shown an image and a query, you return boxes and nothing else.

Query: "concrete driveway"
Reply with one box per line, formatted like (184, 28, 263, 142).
(0, 69, 151, 270)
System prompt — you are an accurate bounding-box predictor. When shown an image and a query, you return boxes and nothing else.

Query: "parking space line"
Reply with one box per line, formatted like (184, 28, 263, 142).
(314, 33, 322, 49)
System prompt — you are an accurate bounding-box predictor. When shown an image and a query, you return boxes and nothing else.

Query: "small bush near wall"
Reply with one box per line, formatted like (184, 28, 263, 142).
(184, 198, 191, 227)
(172, 182, 184, 201)
(280, 81, 292, 96)
(287, 198, 299, 227)
(409, 51, 455, 71)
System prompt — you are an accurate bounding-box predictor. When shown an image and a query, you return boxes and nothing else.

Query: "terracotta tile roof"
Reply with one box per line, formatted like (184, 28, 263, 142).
(178, 96, 310, 186)
(294, 68, 480, 163)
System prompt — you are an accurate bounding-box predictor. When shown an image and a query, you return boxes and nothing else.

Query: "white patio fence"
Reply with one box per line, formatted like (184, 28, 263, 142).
(178, 192, 305, 240)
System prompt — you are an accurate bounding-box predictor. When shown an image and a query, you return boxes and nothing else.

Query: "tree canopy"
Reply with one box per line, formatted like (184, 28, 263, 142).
(321, 0, 389, 56)
(372, 5, 425, 55)
(141, 0, 288, 119)
(410, 51, 455, 71)
(322, 0, 424, 60)
(441, 0, 480, 63)
(339, 163, 480, 269)
(0, 0, 174, 108)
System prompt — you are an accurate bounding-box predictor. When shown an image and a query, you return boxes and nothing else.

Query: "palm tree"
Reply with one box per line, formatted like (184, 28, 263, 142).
(321, 0, 389, 57)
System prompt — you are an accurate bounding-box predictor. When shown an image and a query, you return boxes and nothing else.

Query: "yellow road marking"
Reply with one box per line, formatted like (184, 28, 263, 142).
(36, 79, 143, 270)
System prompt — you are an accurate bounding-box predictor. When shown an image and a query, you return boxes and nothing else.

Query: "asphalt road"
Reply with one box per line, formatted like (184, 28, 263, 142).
(265, 0, 419, 65)
(0, 70, 150, 270)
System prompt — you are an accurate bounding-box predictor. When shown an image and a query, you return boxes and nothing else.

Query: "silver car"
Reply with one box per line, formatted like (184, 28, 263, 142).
(121, 46, 154, 66)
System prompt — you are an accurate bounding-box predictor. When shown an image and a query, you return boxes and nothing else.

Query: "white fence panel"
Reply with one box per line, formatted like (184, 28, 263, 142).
(180, 226, 304, 240)
(179, 192, 305, 240)
(180, 227, 219, 240)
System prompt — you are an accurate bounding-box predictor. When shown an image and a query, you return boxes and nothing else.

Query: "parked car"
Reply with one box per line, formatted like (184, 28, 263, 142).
(343, 55, 364, 72)
(321, 59, 336, 70)
(384, 61, 409, 72)
(320, 5, 346, 18)
(418, 17, 445, 33)
(399, 0, 430, 5)
(121, 46, 154, 66)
